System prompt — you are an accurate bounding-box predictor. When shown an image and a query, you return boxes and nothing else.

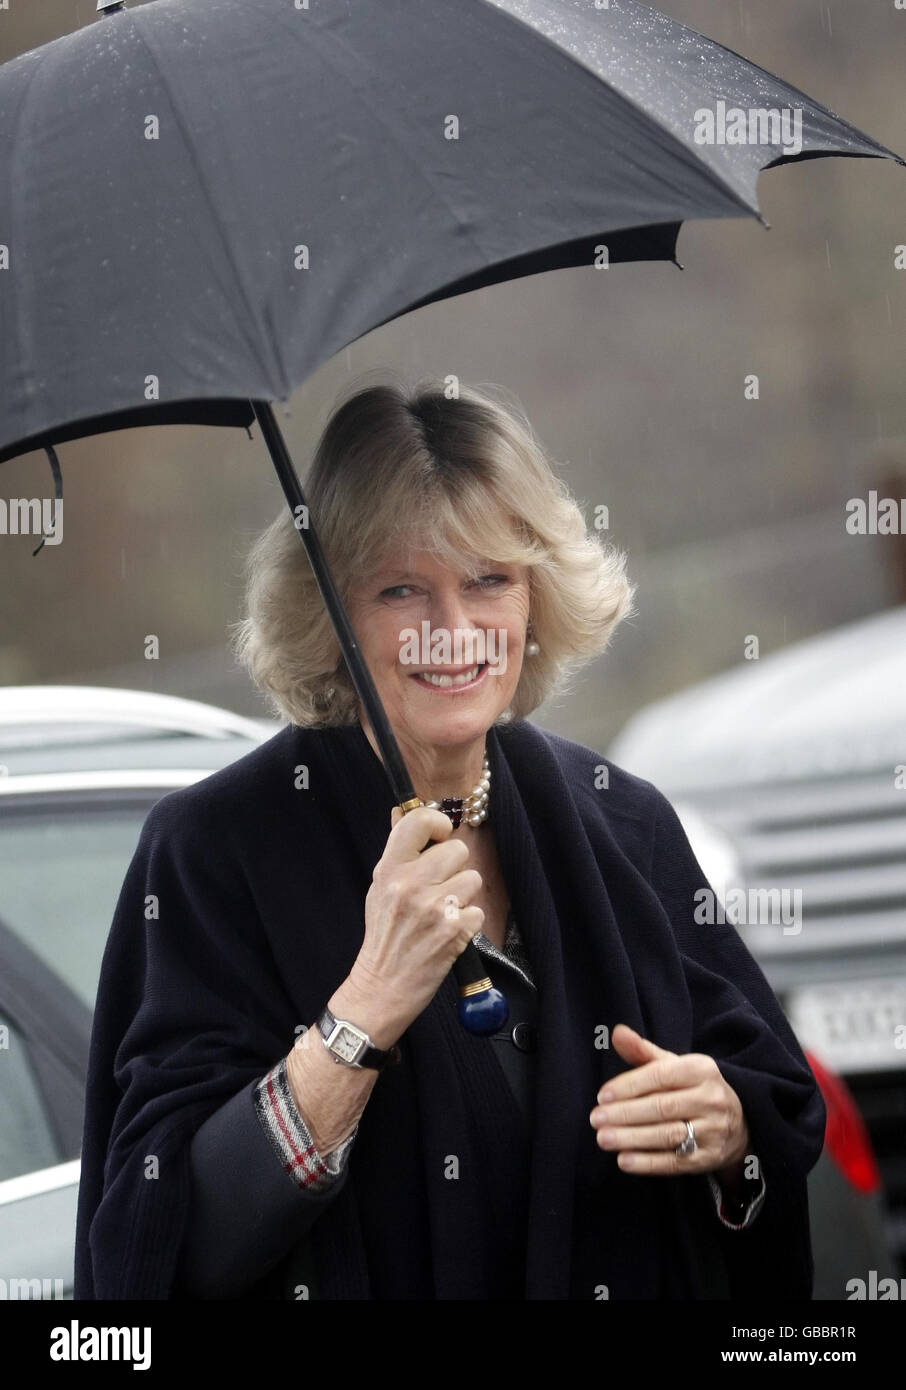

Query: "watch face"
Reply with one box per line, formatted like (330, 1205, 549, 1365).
(332, 1026, 364, 1062)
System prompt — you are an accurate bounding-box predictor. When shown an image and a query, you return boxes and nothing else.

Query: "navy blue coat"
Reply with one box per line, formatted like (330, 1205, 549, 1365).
(73, 717, 825, 1299)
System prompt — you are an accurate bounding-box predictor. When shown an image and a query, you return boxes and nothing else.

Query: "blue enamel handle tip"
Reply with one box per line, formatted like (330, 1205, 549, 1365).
(457, 986, 509, 1035)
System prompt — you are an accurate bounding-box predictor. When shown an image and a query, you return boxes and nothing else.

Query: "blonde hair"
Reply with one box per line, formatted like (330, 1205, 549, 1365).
(231, 374, 635, 727)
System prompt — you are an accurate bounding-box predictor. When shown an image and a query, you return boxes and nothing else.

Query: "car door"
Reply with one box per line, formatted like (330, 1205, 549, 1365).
(0, 788, 162, 1299)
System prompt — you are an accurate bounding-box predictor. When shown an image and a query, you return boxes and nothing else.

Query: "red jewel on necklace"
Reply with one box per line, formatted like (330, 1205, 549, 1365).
(422, 748, 491, 828)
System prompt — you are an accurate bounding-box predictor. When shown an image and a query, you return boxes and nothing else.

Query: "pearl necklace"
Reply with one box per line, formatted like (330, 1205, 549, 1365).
(421, 748, 491, 828)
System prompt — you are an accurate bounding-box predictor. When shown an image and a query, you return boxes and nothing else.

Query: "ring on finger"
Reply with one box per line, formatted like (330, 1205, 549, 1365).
(674, 1119, 697, 1158)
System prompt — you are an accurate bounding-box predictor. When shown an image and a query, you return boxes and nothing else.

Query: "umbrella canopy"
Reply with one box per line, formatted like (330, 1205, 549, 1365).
(0, 0, 900, 464)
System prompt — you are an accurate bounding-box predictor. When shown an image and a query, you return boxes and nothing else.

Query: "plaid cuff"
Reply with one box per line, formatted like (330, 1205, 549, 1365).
(706, 1165, 766, 1230)
(253, 1055, 358, 1192)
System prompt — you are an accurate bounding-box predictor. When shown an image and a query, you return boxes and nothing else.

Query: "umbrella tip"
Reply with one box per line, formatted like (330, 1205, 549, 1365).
(756, 211, 772, 231)
(97, 0, 127, 14)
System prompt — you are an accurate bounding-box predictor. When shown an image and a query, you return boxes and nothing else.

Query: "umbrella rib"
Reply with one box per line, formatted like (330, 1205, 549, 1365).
(479, 0, 764, 223)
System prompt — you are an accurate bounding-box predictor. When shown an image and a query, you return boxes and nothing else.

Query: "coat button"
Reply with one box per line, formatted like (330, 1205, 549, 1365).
(511, 1021, 536, 1053)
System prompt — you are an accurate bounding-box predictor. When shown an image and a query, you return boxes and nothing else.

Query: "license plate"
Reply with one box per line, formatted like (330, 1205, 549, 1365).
(786, 980, 906, 1074)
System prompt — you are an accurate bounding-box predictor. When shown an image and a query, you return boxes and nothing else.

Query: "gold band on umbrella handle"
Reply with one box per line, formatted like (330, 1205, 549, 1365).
(399, 799, 509, 1036)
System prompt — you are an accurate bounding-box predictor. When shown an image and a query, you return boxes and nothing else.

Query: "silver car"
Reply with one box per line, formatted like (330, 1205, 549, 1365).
(0, 686, 274, 1299)
(609, 604, 905, 1298)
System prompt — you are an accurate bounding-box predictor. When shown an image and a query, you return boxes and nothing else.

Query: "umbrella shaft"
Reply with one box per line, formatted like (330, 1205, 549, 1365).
(251, 399, 414, 800)
(250, 400, 505, 1031)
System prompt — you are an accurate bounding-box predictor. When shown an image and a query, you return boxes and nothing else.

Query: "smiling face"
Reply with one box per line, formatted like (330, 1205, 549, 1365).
(345, 547, 531, 753)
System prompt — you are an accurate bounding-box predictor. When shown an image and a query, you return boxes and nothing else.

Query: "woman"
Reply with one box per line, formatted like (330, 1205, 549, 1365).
(73, 378, 825, 1300)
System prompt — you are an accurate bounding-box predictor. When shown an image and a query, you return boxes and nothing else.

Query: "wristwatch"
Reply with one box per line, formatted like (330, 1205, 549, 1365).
(315, 1006, 402, 1071)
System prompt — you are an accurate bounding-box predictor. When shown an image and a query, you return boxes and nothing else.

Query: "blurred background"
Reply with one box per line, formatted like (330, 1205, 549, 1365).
(0, 0, 904, 1302)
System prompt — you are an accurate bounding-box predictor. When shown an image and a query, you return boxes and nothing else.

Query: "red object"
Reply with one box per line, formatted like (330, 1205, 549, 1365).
(805, 1049, 882, 1194)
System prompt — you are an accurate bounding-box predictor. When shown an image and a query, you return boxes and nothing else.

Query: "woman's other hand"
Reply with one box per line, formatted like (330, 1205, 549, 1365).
(589, 1024, 751, 1183)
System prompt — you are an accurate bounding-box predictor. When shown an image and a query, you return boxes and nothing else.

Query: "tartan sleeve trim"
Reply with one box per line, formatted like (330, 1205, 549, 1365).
(253, 1055, 358, 1192)
(705, 1166, 767, 1230)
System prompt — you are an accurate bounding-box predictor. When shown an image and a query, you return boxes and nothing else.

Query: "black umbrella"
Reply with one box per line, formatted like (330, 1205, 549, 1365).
(0, 0, 901, 1031)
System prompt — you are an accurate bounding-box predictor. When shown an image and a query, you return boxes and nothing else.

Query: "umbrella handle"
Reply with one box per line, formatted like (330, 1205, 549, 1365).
(403, 815, 509, 1037)
(453, 946, 509, 1035)
(251, 398, 508, 1037)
